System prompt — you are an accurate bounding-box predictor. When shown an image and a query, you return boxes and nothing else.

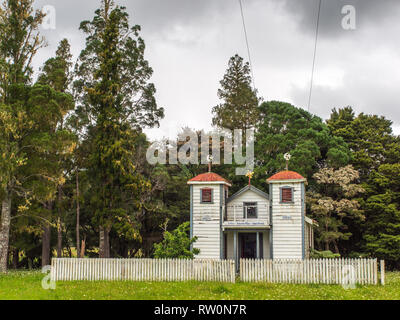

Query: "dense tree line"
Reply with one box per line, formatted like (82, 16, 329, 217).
(0, 0, 399, 272)
(211, 53, 400, 269)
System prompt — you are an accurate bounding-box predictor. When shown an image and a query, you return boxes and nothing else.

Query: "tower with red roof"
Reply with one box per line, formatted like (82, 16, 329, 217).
(267, 170, 307, 259)
(187, 172, 231, 259)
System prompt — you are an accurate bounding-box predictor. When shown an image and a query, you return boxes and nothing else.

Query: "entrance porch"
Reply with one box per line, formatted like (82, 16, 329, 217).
(223, 229, 271, 270)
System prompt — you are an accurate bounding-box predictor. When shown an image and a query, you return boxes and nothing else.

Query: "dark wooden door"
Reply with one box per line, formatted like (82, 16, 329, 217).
(240, 233, 257, 258)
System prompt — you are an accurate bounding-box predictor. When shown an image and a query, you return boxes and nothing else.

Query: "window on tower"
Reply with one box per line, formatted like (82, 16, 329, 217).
(201, 188, 213, 203)
(281, 187, 294, 203)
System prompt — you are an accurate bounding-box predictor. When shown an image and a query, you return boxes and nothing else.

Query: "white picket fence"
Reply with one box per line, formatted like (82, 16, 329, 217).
(50, 258, 381, 285)
(240, 258, 379, 285)
(51, 258, 236, 283)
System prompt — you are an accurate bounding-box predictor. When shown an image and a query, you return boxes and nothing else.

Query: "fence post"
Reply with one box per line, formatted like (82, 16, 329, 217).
(380, 260, 385, 286)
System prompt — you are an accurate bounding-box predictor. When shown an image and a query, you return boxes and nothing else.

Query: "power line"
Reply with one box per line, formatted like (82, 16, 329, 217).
(307, 0, 322, 112)
(238, 0, 256, 91)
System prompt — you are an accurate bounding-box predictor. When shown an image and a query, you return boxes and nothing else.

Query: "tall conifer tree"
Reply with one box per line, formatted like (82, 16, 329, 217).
(34, 39, 76, 263)
(212, 54, 260, 131)
(73, 0, 164, 257)
(0, 0, 46, 272)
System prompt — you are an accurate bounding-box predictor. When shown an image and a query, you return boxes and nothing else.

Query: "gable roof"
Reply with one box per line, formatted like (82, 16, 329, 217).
(227, 185, 269, 203)
(267, 170, 306, 182)
(187, 172, 232, 186)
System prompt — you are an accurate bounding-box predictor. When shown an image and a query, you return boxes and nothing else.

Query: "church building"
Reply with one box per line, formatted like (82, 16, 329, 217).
(187, 169, 316, 265)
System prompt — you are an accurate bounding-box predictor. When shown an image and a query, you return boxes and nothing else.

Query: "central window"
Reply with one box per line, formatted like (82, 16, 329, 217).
(243, 202, 257, 219)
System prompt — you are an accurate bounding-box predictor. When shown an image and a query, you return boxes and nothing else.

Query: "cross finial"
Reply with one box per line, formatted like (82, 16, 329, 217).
(246, 170, 254, 185)
(207, 155, 213, 173)
(284, 153, 291, 171)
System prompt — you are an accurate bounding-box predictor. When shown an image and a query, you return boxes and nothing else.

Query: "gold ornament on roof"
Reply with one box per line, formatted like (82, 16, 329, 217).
(246, 170, 254, 185)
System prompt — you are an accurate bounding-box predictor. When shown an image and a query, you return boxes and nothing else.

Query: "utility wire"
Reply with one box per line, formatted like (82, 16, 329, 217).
(307, 0, 322, 112)
(239, 0, 256, 91)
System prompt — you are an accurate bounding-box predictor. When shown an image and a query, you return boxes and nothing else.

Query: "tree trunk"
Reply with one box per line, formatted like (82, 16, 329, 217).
(41, 223, 51, 267)
(67, 245, 72, 258)
(76, 169, 80, 258)
(0, 193, 11, 273)
(99, 227, 110, 258)
(12, 248, 18, 269)
(57, 217, 62, 257)
(80, 237, 86, 258)
(42, 202, 53, 267)
(333, 241, 340, 254)
(99, 227, 105, 258)
(57, 185, 63, 257)
(104, 228, 110, 258)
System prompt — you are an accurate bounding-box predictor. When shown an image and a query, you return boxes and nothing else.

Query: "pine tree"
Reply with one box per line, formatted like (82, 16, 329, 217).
(327, 106, 400, 263)
(364, 164, 400, 269)
(38, 39, 72, 93)
(212, 54, 260, 131)
(327, 107, 400, 177)
(73, 0, 164, 257)
(22, 83, 75, 266)
(0, 1, 76, 270)
(34, 39, 76, 263)
(0, 0, 46, 272)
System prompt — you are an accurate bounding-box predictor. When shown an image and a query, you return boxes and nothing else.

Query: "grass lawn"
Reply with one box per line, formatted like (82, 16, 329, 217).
(0, 271, 399, 300)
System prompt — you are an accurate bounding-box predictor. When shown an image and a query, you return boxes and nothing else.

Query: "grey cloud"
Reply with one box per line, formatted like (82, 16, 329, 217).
(28, 0, 400, 138)
(290, 71, 400, 126)
(282, 0, 400, 37)
(34, 0, 231, 34)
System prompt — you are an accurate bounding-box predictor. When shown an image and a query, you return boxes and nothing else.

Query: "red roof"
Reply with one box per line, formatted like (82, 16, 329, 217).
(188, 172, 231, 184)
(267, 170, 305, 181)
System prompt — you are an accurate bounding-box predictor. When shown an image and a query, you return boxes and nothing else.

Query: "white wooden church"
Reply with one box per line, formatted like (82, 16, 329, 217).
(187, 168, 316, 265)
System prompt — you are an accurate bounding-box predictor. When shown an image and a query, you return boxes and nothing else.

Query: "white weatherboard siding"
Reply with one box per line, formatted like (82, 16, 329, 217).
(192, 184, 221, 259)
(226, 189, 269, 223)
(271, 182, 303, 259)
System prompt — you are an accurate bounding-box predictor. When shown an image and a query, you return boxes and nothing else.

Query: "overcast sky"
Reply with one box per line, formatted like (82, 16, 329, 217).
(33, 0, 400, 139)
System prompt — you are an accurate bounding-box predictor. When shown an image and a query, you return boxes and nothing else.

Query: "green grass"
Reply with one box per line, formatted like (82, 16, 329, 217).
(1, 271, 399, 300)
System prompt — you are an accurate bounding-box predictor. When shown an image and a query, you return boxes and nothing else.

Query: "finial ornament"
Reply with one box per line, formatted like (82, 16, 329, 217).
(284, 153, 291, 170)
(207, 155, 213, 172)
(246, 170, 254, 185)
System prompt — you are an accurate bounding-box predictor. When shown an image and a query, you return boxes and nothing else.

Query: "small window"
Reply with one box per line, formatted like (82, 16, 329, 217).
(243, 202, 257, 219)
(201, 188, 213, 203)
(281, 187, 293, 203)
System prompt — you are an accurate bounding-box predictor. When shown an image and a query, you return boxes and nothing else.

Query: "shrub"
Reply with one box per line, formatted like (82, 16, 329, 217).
(310, 249, 341, 259)
(153, 222, 200, 259)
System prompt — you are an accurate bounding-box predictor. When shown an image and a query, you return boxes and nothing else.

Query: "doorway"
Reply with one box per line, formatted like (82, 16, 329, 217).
(240, 233, 256, 258)
(238, 233, 264, 259)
